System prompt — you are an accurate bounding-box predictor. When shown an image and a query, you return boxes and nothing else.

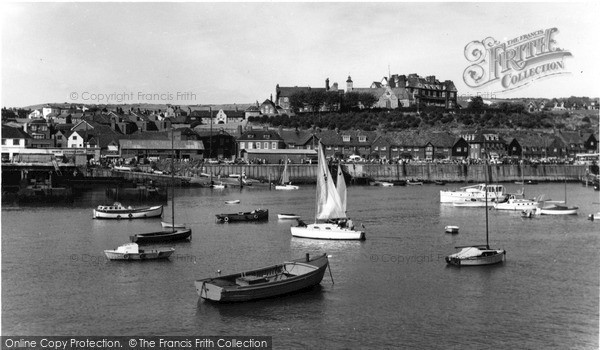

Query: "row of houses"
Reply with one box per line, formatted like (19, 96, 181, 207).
(3, 115, 598, 164)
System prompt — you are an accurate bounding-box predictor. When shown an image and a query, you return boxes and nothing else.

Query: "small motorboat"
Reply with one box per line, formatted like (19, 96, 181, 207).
(278, 213, 301, 220)
(444, 225, 459, 234)
(216, 209, 269, 223)
(588, 212, 600, 221)
(225, 200, 241, 204)
(104, 243, 175, 261)
(211, 182, 226, 189)
(452, 198, 490, 207)
(92, 202, 163, 219)
(195, 253, 329, 302)
(406, 179, 423, 186)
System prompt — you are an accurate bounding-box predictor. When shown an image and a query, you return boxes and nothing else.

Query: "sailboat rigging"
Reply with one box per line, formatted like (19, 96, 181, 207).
(130, 129, 192, 243)
(445, 140, 505, 266)
(290, 143, 365, 240)
(275, 158, 299, 190)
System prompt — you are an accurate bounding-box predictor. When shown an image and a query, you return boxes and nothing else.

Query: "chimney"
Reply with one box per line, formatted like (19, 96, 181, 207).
(270, 94, 273, 102)
(332, 82, 338, 91)
(326, 78, 330, 91)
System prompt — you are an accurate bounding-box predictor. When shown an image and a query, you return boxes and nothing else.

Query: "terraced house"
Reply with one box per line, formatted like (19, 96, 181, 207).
(316, 129, 376, 159)
(237, 129, 285, 158)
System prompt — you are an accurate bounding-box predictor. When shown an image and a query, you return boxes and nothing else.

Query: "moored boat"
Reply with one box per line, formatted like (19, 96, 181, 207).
(104, 243, 174, 261)
(445, 225, 459, 234)
(278, 213, 301, 220)
(216, 209, 269, 223)
(130, 227, 192, 244)
(225, 199, 241, 204)
(406, 179, 423, 186)
(275, 160, 300, 190)
(194, 253, 329, 302)
(92, 202, 163, 219)
(440, 183, 506, 203)
(445, 145, 505, 267)
(452, 198, 490, 207)
(538, 204, 579, 215)
(445, 246, 506, 266)
(493, 195, 540, 211)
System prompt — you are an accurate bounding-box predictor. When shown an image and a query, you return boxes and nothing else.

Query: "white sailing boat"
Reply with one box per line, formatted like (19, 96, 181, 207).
(275, 159, 299, 190)
(291, 143, 365, 240)
(446, 145, 505, 266)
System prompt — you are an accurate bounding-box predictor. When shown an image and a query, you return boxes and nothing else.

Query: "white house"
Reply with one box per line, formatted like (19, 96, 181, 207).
(67, 130, 86, 148)
(28, 109, 43, 119)
(42, 104, 62, 119)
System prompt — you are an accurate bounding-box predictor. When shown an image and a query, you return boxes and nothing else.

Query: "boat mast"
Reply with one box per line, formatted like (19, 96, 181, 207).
(314, 143, 322, 223)
(171, 127, 175, 233)
(484, 138, 489, 249)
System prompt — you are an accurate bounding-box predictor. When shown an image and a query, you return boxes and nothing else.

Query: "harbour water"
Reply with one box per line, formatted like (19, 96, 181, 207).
(2, 183, 598, 348)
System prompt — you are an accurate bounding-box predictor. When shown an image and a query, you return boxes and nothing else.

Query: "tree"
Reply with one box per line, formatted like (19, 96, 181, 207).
(468, 96, 485, 110)
(342, 92, 361, 111)
(306, 90, 326, 113)
(289, 91, 307, 114)
(358, 93, 378, 109)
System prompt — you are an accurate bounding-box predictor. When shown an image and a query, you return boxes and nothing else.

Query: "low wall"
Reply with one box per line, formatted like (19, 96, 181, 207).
(186, 163, 588, 183)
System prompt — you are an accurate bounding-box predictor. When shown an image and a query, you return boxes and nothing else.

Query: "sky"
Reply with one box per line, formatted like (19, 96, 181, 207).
(1, 2, 599, 108)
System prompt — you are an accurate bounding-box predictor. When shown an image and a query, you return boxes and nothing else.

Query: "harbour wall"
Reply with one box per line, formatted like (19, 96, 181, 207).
(116, 163, 589, 184)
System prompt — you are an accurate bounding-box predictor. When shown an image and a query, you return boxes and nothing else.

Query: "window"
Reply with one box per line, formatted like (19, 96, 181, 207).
(13, 139, 19, 145)
(256, 142, 261, 149)
(374, 146, 379, 151)
(240, 142, 245, 149)
(248, 134, 254, 139)
(1, 139, 5, 145)
(263, 142, 268, 149)
(248, 142, 253, 149)
(264, 135, 271, 139)
(359, 136, 366, 142)
(57, 135, 63, 140)
(381, 146, 387, 151)
(342, 135, 350, 142)
(271, 142, 277, 149)
(72, 135, 78, 140)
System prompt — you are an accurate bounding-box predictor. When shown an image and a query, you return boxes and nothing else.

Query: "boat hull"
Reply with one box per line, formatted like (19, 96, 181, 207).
(216, 209, 268, 223)
(130, 228, 192, 244)
(444, 226, 459, 234)
(494, 200, 539, 211)
(291, 223, 365, 240)
(446, 250, 505, 266)
(539, 207, 578, 215)
(278, 214, 301, 220)
(104, 248, 175, 260)
(195, 254, 329, 302)
(275, 185, 299, 190)
(93, 205, 163, 219)
(440, 184, 506, 203)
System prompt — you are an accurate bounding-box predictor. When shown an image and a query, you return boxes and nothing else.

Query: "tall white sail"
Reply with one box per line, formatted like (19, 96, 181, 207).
(316, 144, 346, 220)
(280, 161, 289, 184)
(336, 164, 347, 214)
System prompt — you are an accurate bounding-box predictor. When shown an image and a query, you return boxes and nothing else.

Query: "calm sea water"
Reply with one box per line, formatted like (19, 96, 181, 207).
(2, 182, 599, 348)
